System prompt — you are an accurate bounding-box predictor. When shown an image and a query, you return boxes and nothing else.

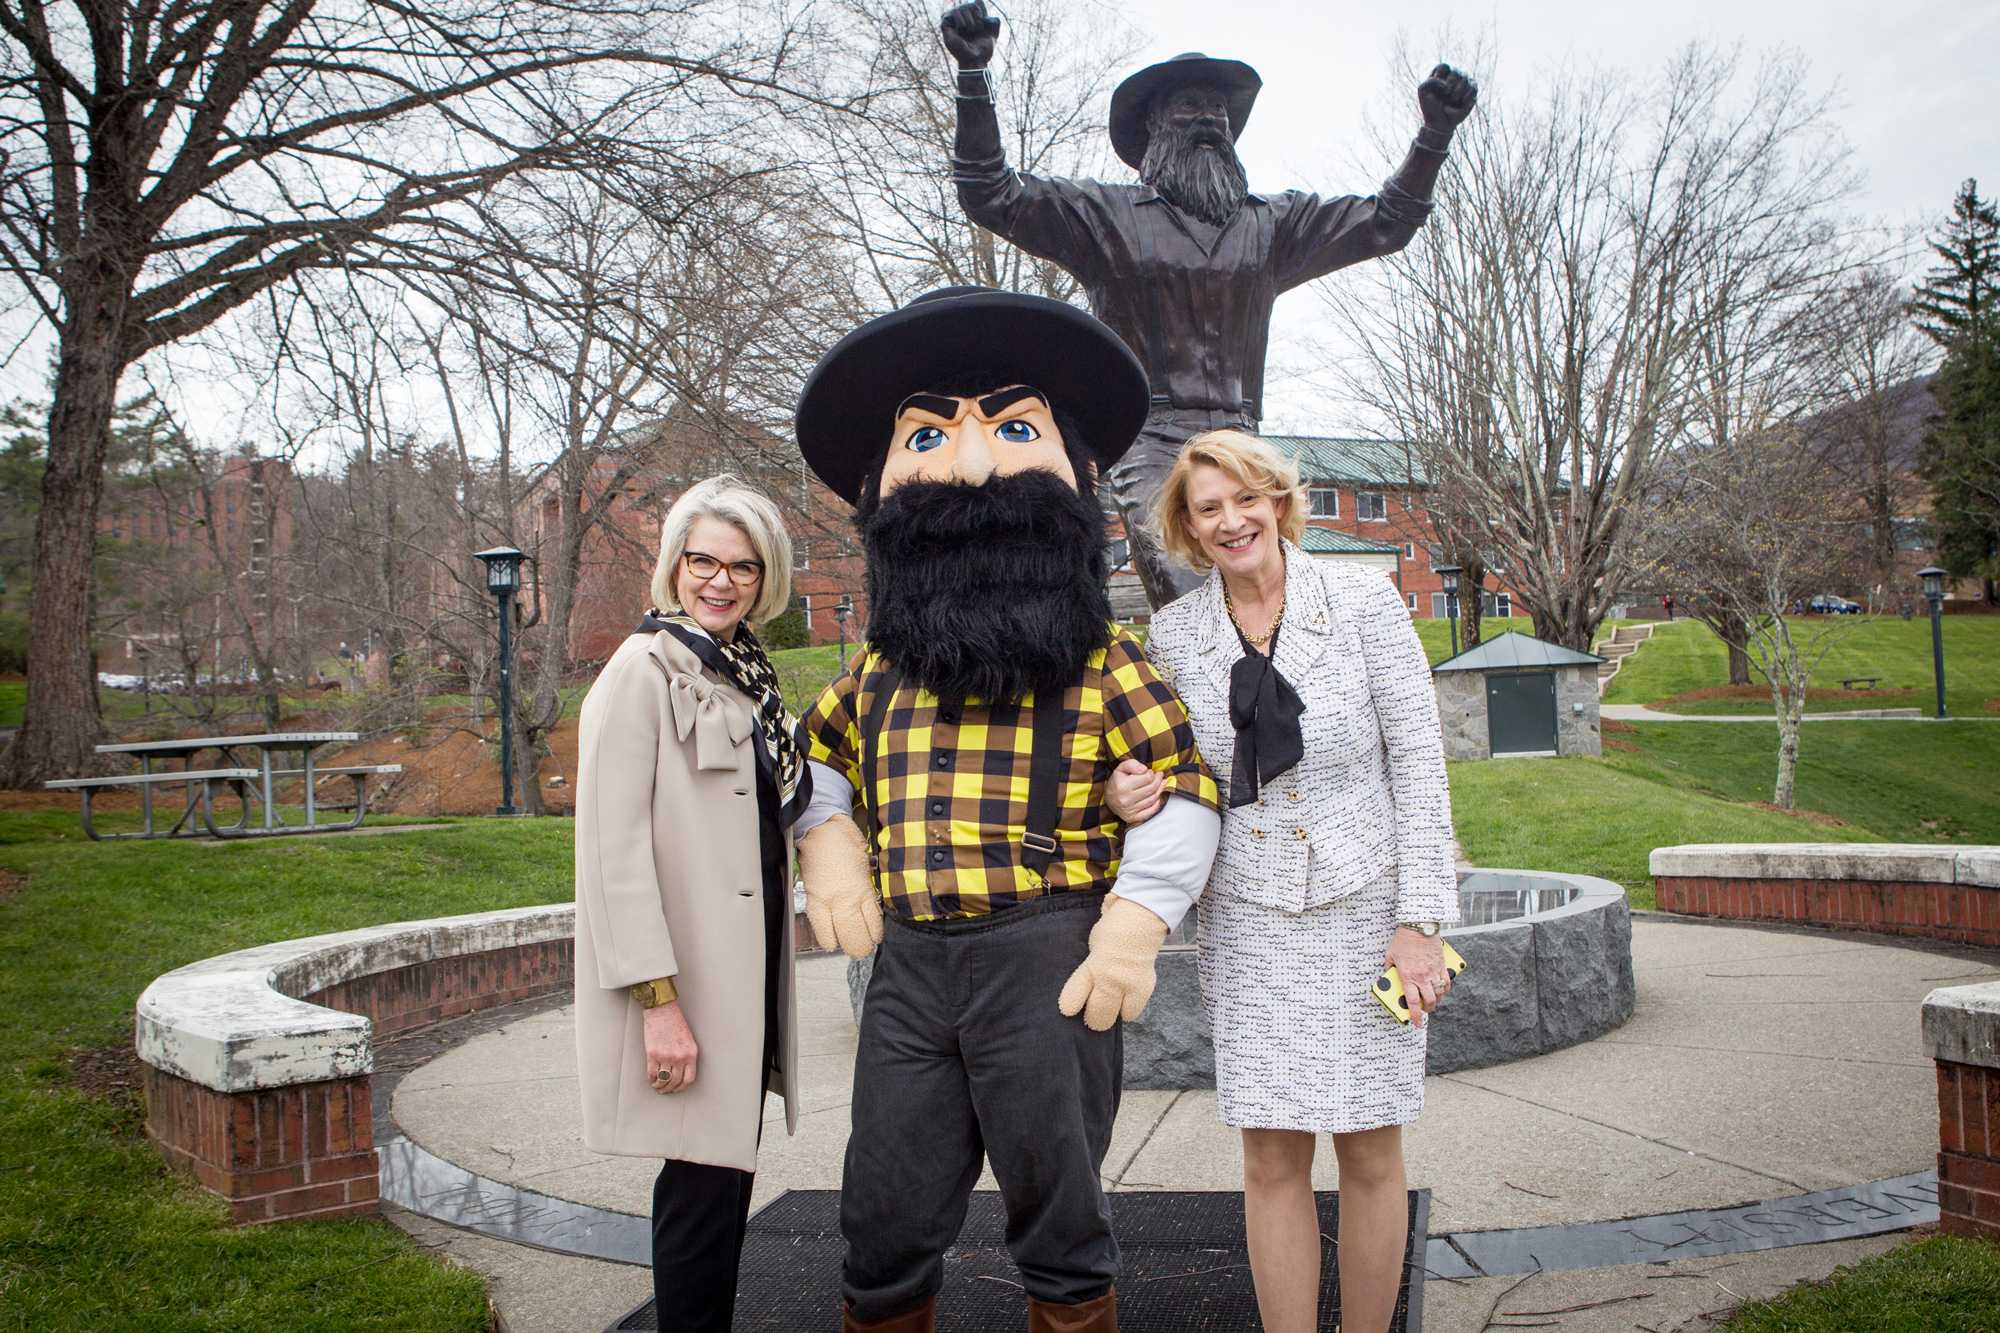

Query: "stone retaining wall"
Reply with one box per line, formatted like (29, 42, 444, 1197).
(1652, 845, 2000, 948)
(1922, 981, 2000, 1241)
(136, 906, 575, 1224)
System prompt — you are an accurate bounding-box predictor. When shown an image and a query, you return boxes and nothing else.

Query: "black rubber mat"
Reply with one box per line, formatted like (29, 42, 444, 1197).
(611, 1188, 1429, 1331)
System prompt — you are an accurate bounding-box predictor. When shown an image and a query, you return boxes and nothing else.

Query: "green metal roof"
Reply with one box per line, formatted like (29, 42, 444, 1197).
(1299, 526, 1401, 555)
(1432, 634, 1605, 673)
(1265, 436, 1427, 487)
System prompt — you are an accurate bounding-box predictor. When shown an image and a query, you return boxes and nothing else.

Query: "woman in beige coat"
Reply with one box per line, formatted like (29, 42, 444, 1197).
(574, 474, 807, 1332)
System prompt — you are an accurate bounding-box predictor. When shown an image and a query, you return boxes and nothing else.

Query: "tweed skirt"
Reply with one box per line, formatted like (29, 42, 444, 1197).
(1196, 869, 1428, 1134)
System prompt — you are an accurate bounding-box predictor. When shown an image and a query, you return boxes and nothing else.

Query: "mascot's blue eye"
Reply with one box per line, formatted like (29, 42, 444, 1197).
(906, 426, 946, 452)
(997, 420, 1041, 443)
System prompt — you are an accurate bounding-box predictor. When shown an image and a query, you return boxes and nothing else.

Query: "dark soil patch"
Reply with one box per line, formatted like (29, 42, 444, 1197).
(1657, 684, 1918, 709)
(1745, 801, 1850, 827)
(1986, 697, 2000, 714)
(0, 867, 22, 900)
(68, 1045, 146, 1118)
(335, 716, 579, 817)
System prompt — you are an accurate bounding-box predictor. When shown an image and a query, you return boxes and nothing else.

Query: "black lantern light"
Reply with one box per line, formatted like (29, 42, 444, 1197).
(1917, 565, 1947, 719)
(474, 545, 531, 814)
(834, 594, 854, 661)
(1435, 564, 1464, 657)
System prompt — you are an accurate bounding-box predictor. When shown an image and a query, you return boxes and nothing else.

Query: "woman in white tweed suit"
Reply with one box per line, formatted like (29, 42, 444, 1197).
(1109, 430, 1459, 1333)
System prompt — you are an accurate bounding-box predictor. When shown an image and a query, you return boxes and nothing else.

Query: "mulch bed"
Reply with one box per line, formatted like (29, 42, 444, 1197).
(1655, 685, 1917, 709)
(1744, 801, 1849, 827)
(0, 867, 22, 900)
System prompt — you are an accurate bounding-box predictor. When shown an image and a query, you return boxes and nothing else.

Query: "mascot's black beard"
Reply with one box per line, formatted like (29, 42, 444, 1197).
(1140, 122, 1249, 227)
(858, 468, 1113, 705)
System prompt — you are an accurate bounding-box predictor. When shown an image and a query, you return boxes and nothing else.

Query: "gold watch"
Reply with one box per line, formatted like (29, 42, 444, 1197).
(629, 976, 679, 1008)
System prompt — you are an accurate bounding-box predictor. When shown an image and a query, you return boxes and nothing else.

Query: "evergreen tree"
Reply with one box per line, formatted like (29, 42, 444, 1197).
(1909, 179, 2000, 347)
(1918, 334, 2000, 594)
(1913, 181, 2000, 602)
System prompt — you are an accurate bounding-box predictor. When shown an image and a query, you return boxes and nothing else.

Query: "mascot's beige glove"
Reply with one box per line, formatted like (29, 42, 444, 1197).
(1058, 893, 1170, 1032)
(798, 814, 882, 960)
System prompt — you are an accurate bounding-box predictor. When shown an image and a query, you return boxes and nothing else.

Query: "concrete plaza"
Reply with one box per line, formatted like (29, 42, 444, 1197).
(384, 915, 1993, 1332)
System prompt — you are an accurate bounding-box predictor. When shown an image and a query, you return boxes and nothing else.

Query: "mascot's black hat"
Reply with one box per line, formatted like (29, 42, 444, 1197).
(794, 286, 1150, 505)
(1108, 52, 1262, 172)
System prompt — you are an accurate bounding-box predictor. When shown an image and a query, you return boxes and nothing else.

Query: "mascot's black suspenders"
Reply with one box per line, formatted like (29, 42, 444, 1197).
(858, 663, 1067, 885)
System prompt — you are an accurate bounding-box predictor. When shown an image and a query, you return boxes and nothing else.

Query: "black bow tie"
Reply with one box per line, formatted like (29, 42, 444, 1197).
(1225, 624, 1305, 809)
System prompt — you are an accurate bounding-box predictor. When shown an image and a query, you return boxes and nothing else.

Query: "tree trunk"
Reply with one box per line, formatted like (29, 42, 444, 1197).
(1728, 640, 1752, 687)
(1460, 556, 1487, 648)
(1, 316, 124, 785)
(1772, 701, 1802, 810)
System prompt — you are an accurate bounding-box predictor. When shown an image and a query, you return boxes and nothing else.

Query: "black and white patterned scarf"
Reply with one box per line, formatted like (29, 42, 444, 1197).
(640, 610, 812, 830)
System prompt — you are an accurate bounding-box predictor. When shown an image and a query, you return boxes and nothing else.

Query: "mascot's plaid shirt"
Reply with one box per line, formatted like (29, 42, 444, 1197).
(805, 626, 1219, 921)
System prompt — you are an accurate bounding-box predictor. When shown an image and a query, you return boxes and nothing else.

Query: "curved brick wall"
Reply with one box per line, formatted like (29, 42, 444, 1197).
(1652, 844, 2000, 948)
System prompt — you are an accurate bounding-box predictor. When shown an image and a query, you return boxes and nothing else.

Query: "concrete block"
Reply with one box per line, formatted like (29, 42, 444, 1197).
(1123, 947, 1214, 1089)
(1650, 843, 1962, 885)
(1957, 850, 2000, 890)
(1922, 981, 2000, 1069)
(1430, 920, 1538, 1073)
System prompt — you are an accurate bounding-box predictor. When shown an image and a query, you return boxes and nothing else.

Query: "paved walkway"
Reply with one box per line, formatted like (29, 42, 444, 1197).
(385, 917, 1997, 1332)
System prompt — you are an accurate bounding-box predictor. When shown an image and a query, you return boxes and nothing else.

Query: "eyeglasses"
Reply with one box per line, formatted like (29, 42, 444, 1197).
(682, 550, 764, 587)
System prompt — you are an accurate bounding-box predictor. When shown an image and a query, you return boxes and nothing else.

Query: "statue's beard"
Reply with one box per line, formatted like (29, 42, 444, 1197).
(856, 468, 1112, 705)
(1140, 124, 1249, 227)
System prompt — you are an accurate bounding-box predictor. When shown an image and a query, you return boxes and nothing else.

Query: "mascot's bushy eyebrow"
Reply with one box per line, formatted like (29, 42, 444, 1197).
(896, 386, 1049, 420)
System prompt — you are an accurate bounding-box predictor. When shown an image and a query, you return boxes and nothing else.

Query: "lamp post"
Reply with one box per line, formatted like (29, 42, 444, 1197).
(475, 546, 528, 815)
(834, 594, 854, 662)
(1436, 564, 1464, 657)
(1918, 565, 1948, 719)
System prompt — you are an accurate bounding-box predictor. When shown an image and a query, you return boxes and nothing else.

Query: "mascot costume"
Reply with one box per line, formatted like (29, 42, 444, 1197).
(790, 286, 1223, 1332)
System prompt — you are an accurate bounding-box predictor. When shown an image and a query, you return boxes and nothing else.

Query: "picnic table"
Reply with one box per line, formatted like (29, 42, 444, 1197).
(48, 732, 401, 841)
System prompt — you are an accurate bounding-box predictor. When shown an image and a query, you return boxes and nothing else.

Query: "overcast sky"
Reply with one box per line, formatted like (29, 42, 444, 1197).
(3, 0, 1995, 438)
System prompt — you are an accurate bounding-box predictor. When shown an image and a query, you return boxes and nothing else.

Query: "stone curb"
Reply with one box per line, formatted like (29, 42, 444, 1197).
(1649, 843, 1983, 885)
(136, 905, 575, 1092)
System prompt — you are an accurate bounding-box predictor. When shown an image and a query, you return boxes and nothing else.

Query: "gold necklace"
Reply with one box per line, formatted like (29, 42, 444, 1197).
(1224, 581, 1284, 649)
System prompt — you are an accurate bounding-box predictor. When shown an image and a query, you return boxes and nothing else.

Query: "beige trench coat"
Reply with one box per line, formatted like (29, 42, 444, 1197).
(573, 630, 799, 1171)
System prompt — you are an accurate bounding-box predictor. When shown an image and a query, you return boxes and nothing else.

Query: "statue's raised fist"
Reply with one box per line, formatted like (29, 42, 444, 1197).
(940, 1, 1000, 69)
(1417, 63, 1479, 132)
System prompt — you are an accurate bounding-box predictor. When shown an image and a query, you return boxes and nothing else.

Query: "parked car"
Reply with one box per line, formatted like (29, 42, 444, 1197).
(1808, 594, 1862, 615)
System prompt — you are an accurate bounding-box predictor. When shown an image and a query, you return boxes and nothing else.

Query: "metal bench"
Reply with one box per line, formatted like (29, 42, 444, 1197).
(1840, 677, 1881, 691)
(46, 768, 260, 841)
(212, 763, 406, 836)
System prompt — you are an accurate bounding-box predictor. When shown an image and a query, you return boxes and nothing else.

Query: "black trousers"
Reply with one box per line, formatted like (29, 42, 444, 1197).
(651, 760, 787, 1331)
(840, 891, 1123, 1322)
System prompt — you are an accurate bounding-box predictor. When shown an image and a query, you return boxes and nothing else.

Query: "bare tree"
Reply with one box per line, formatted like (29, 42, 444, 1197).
(799, 0, 1142, 308)
(1808, 269, 1938, 610)
(1650, 432, 1863, 808)
(0, 0, 817, 783)
(1320, 46, 1853, 651)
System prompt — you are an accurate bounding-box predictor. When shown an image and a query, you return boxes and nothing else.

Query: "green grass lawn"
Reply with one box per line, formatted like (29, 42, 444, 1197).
(1605, 616, 2000, 716)
(0, 815, 576, 1329)
(1724, 1234, 2000, 1331)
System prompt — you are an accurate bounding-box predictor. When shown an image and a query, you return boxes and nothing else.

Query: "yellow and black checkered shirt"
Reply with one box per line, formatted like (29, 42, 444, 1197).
(804, 627, 1220, 921)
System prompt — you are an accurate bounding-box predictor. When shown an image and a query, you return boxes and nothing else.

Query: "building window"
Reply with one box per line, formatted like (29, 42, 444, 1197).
(1404, 542, 1416, 559)
(1481, 592, 1513, 618)
(1406, 592, 1418, 612)
(1431, 592, 1449, 618)
(1309, 486, 1338, 518)
(1357, 492, 1387, 522)
(799, 594, 813, 629)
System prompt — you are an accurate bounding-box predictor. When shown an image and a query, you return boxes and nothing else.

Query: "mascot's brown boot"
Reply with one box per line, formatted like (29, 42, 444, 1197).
(841, 1298, 937, 1333)
(1026, 1290, 1118, 1332)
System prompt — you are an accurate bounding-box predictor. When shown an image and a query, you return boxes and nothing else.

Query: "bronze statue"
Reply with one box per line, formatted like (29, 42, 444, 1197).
(941, 2, 1478, 605)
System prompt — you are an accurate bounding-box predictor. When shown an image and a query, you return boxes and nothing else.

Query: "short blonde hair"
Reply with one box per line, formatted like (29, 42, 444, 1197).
(1155, 430, 1307, 572)
(650, 475, 794, 626)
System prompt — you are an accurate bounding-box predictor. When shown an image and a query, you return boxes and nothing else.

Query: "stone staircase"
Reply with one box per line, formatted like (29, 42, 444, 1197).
(1596, 623, 1655, 695)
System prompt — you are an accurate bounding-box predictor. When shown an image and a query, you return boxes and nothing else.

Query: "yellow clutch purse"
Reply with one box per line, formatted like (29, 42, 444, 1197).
(1370, 939, 1467, 1024)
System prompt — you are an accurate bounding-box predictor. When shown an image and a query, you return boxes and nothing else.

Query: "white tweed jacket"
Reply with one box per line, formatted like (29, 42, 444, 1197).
(1144, 541, 1460, 922)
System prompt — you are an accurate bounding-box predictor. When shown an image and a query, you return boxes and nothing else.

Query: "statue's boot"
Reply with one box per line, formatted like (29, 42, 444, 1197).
(841, 1297, 937, 1333)
(1027, 1290, 1118, 1332)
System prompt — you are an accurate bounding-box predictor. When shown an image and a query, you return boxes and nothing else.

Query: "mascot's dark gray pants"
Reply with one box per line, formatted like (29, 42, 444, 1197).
(840, 891, 1122, 1320)
(1103, 405, 1259, 609)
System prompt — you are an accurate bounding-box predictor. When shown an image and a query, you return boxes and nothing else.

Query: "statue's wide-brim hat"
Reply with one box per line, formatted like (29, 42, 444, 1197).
(1109, 52, 1262, 171)
(794, 286, 1150, 506)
